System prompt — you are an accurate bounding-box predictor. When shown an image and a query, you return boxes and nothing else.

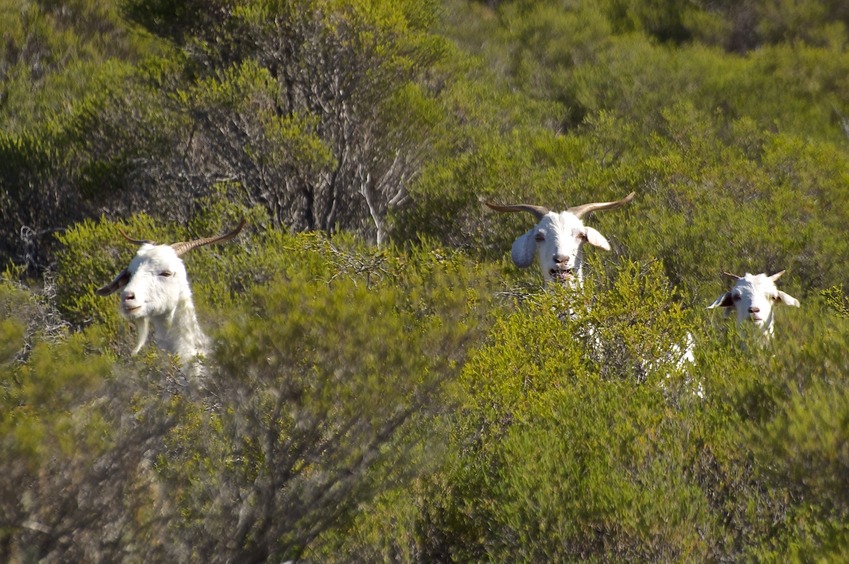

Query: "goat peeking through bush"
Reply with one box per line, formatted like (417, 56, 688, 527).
(96, 219, 245, 366)
(486, 192, 635, 285)
(709, 270, 800, 340)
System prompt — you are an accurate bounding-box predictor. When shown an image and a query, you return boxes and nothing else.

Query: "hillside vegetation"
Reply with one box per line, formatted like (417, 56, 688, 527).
(2, 0, 849, 560)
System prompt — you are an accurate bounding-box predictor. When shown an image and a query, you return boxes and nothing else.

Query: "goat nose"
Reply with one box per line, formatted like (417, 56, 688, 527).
(553, 255, 567, 264)
(749, 306, 760, 313)
(123, 291, 135, 302)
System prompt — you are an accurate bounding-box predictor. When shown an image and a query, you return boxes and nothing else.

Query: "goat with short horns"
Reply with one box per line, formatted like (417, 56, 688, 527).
(708, 270, 800, 338)
(96, 219, 246, 364)
(486, 192, 635, 284)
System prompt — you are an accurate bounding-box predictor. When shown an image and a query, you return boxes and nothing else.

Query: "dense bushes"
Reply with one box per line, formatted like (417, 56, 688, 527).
(319, 262, 849, 561)
(3, 216, 500, 560)
(3, 0, 849, 560)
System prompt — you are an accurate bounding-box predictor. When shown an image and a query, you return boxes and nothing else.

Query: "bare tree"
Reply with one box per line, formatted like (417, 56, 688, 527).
(122, 0, 440, 243)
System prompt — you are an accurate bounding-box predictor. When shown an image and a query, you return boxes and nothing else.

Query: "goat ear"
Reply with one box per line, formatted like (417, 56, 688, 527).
(510, 228, 538, 268)
(776, 290, 800, 308)
(583, 227, 611, 251)
(96, 269, 130, 296)
(708, 292, 734, 309)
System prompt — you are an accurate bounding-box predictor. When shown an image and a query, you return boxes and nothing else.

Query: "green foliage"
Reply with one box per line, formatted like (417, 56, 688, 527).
(0, 0, 158, 132)
(0, 270, 69, 367)
(60, 63, 183, 198)
(42, 208, 504, 559)
(178, 59, 336, 178)
(0, 130, 68, 271)
(411, 261, 704, 560)
(117, 0, 452, 238)
(0, 0, 172, 269)
(486, 387, 708, 561)
(6, 210, 507, 560)
(0, 277, 135, 560)
(401, 258, 849, 561)
(822, 285, 849, 319)
(6, 0, 849, 559)
(189, 256, 486, 559)
(0, 283, 30, 369)
(121, 0, 233, 44)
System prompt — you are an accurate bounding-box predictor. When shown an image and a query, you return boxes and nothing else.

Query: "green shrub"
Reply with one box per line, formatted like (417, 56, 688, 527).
(149, 234, 497, 561)
(411, 260, 707, 560)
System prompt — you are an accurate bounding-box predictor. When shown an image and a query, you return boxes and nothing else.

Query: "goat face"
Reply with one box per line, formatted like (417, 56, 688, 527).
(513, 211, 610, 284)
(96, 218, 246, 312)
(487, 193, 634, 285)
(96, 218, 245, 360)
(118, 245, 191, 321)
(709, 271, 800, 336)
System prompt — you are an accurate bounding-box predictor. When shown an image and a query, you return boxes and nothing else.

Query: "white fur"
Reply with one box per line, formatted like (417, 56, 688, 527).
(98, 219, 244, 370)
(709, 271, 800, 339)
(511, 211, 611, 285)
(103, 244, 209, 365)
(488, 193, 633, 286)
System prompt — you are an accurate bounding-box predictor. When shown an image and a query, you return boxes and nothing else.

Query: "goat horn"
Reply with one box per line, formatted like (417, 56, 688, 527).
(769, 270, 786, 282)
(566, 192, 636, 219)
(485, 202, 550, 221)
(171, 217, 247, 257)
(722, 271, 741, 280)
(118, 229, 155, 246)
(95, 268, 131, 296)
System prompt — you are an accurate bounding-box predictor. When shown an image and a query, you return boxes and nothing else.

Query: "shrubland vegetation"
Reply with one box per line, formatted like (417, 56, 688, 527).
(2, 0, 849, 560)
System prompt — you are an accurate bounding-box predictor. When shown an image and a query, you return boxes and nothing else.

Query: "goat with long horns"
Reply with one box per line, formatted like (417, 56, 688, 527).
(486, 192, 635, 285)
(97, 219, 246, 365)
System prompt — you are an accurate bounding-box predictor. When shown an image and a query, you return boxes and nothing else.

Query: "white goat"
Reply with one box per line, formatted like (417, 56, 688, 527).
(708, 270, 800, 338)
(486, 192, 635, 284)
(486, 194, 702, 396)
(96, 219, 245, 365)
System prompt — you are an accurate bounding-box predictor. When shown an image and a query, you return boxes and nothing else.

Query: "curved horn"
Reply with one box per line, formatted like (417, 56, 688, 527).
(485, 202, 550, 221)
(768, 270, 786, 282)
(722, 271, 741, 280)
(96, 268, 131, 296)
(566, 191, 636, 219)
(118, 229, 155, 246)
(171, 218, 246, 257)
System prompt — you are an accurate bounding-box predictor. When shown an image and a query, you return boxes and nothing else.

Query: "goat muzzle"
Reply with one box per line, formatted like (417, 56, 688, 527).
(550, 267, 574, 283)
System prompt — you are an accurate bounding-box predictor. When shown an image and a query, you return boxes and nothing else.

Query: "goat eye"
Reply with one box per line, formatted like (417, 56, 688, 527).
(159, 270, 174, 278)
(732, 294, 741, 302)
(535, 232, 545, 242)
